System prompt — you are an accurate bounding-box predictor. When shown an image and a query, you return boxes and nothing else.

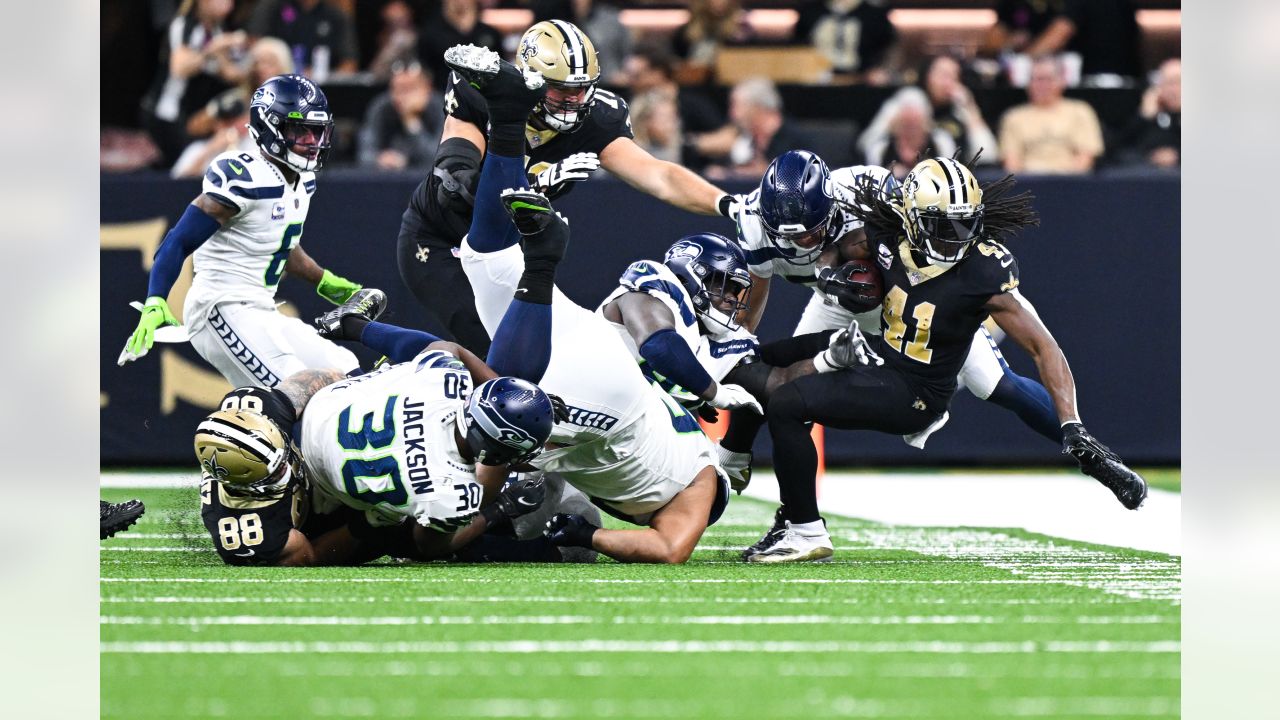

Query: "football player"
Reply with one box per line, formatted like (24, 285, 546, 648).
(396, 23, 740, 357)
(120, 74, 369, 389)
(722, 151, 1066, 487)
(747, 157, 1149, 563)
(434, 45, 743, 563)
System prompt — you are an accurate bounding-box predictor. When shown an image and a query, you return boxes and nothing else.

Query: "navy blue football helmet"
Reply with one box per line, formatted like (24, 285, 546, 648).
(248, 74, 334, 173)
(758, 150, 836, 266)
(663, 233, 753, 336)
(458, 377, 555, 466)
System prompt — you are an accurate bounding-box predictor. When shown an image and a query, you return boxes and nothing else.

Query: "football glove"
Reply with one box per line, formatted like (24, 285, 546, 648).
(696, 403, 720, 424)
(1062, 422, 1149, 510)
(530, 152, 600, 199)
(481, 474, 548, 526)
(544, 513, 600, 548)
(708, 383, 763, 415)
(316, 269, 362, 305)
(814, 322, 882, 372)
(547, 393, 571, 423)
(716, 193, 747, 219)
(125, 296, 178, 357)
(816, 264, 881, 313)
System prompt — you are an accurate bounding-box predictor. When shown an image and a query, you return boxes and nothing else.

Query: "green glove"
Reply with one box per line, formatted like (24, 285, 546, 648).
(316, 269, 362, 305)
(126, 296, 178, 356)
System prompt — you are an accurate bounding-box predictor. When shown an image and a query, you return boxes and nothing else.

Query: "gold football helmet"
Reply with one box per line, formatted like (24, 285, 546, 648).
(900, 157, 985, 262)
(194, 409, 296, 498)
(515, 20, 600, 132)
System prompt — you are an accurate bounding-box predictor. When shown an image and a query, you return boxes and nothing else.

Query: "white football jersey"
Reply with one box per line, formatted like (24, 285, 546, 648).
(299, 349, 484, 531)
(733, 164, 891, 286)
(598, 259, 759, 404)
(183, 147, 317, 333)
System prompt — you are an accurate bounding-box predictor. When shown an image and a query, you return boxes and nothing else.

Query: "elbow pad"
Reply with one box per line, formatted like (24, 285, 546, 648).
(638, 329, 714, 397)
(431, 137, 482, 212)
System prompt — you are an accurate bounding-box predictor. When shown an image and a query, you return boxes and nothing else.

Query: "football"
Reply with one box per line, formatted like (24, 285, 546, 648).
(830, 259, 885, 311)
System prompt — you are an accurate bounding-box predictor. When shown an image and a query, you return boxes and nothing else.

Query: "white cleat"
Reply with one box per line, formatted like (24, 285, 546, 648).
(746, 522, 834, 564)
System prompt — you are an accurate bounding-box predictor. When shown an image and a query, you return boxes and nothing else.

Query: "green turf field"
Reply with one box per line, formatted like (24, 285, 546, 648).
(101, 487, 1180, 719)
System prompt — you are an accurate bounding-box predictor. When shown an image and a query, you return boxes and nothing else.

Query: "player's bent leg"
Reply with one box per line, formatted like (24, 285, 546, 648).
(587, 465, 719, 564)
(959, 327, 1062, 443)
(189, 302, 293, 388)
(276, 314, 360, 375)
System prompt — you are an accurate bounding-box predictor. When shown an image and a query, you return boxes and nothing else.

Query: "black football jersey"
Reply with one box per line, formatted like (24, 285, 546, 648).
(868, 229, 1022, 410)
(442, 71, 634, 177)
(201, 474, 307, 566)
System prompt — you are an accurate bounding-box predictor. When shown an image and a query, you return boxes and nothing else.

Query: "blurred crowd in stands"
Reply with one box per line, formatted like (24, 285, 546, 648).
(100, 0, 1180, 178)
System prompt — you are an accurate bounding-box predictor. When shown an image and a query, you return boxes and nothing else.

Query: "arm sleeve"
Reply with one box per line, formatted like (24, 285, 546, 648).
(146, 203, 222, 298)
(639, 328, 714, 397)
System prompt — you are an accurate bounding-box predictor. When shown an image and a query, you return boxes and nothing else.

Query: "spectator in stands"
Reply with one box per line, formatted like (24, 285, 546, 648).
(142, 0, 247, 165)
(794, 0, 899, 84)
(673, 0, 755, 85)
(980, 0, 1064, 57)
(704, 77, 805, 180)
(625, 45, 725, 170)
(1115, 58, 1180, 169)
(1023, 0, 1141, 84)
(170, 97, 254, 178)
(417, 0, 503, 92)
(186, 36, 294, 140)
(247, 0, 359, 82)
(998, 55, 1104, 174)
(629, 91, 683, 165)
(533, 1, 632, 85)
(859, 55, 999, 166)
(366, 0, 420, 82)
(357, 61, 445, 171)
(862, 89, 956, 179)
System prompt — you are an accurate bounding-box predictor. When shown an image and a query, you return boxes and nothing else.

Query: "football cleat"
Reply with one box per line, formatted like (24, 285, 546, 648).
(747, 519, 834, 564)
(1062, 423, 1148, 510)
(500, 188, 570, 264)
(741, 505, 788, 560)
(443, 44, 545, 123)
(313, 288, 388, 341)
(100, 499, 145, 540)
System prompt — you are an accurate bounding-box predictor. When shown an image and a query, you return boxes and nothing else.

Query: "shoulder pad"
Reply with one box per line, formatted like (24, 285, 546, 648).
(202, 151, 285, 207)
(619, 259, 665, 289)
(412, 348, 467, 372)
(968, 240, 1020, 294)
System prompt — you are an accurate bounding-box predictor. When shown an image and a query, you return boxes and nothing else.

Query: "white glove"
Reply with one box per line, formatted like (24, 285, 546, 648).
(531, 152, 600, 196)
(813, 323, 882, 373)
(708, 383, 763, 415)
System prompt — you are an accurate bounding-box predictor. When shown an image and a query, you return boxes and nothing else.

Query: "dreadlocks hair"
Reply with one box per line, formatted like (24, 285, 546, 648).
(839, 152, 1041, 246)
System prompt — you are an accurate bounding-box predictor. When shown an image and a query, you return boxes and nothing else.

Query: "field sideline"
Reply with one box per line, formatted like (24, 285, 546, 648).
(101, 469, 1180, 719)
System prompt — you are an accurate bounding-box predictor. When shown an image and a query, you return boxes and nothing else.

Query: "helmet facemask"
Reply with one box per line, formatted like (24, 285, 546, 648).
(694, 266, 752, 335)
(911, 206, 985, 262)
(536, 80, 596, 133)
(277, 115, 333, 172)
(761, 211, 835, 266)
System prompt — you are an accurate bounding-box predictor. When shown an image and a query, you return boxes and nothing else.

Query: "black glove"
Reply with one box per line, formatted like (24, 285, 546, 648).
(817, 264, 881, 313)
(544, 513, 599, 548)
(696, 403, 719, 424)
(1061, 422, 1120, 467)
(547, 393, 571, 423)
(481, 474, 547, 526)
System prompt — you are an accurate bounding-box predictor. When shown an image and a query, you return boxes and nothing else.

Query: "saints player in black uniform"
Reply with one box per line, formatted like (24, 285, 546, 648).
(748, 157, 1149, 563)
(397, 20, 738, 356)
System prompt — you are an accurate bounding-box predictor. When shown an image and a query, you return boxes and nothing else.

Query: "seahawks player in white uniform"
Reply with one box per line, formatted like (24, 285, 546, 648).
(121, 75, 367, 388)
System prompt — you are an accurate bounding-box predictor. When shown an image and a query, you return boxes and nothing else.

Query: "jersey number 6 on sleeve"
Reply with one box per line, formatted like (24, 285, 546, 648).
(337, 396, 407, 506)
(883, 286, 936, 364)
(265, 222, 303, 288)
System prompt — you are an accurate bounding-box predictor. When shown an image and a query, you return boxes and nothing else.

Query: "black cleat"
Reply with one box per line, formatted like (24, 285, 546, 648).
(101, 499, 145, 540)
(314, 288, 388, 341)
(443, 44, 545, 124)
(742, 505, 788, 561)
(1063, 424, 1148, 509)
(500, 188, 570, 264)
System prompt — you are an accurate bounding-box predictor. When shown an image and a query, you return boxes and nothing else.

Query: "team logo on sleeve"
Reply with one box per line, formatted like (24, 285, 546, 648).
(877, 243, 893, 270)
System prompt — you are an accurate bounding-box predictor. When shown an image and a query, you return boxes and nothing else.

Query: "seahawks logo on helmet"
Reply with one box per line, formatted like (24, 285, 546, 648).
(250, 88, 276, 109)
(665, 240, 702, 263)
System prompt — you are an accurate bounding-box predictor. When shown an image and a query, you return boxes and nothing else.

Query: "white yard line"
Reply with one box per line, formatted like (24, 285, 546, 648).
(742, 470, 1179, 555)
(98, 576, 1166, 585)
(98, 595, 1134, 606)
(99, 639, 1181, 654)
(99, 613, 1176, 627)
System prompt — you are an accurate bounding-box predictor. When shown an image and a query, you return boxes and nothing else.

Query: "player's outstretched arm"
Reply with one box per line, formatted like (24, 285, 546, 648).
(284, 246, 363, 305)
(547, 466, 718, 564)
(276, 368, 347, 416)
(984, 290, 1077, 423)
(600, 137, 732, 217)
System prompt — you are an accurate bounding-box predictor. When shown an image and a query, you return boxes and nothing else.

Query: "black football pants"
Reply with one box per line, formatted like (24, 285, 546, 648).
(396, 218, 492, 358)
(768, 364, 939, 524)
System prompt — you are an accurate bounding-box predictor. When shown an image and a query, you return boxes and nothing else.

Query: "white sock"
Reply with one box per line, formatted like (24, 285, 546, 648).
(789, 520, 828, 536)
